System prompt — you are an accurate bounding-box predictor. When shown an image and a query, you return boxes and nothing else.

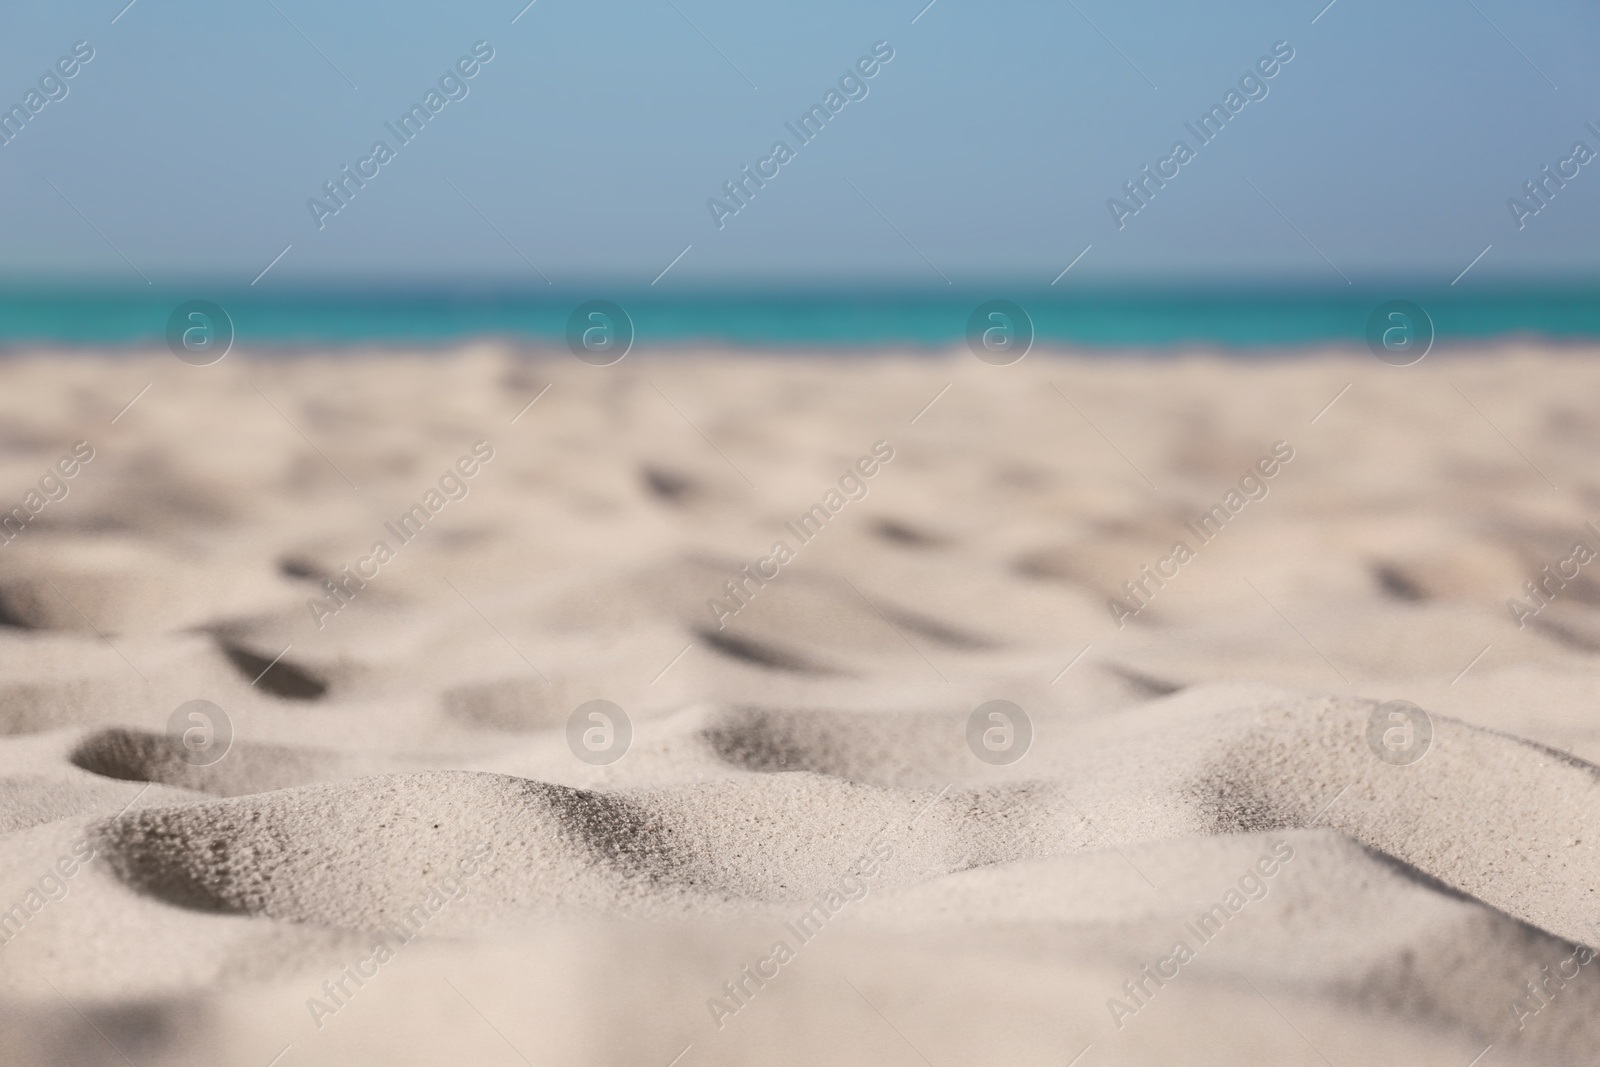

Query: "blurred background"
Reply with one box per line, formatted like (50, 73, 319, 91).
(4, 0, 1600, 347)
(10, 7, 1600, 1066)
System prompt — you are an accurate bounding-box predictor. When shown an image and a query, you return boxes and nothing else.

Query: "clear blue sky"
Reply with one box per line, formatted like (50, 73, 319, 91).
(3, 0, 1598, 288)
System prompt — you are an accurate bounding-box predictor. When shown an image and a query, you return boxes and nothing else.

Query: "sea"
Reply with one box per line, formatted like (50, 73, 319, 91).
(4, 286, 1600, 351)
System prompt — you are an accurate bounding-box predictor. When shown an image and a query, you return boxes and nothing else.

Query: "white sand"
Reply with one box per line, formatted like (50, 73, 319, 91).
(1, 345, 1599, 1065)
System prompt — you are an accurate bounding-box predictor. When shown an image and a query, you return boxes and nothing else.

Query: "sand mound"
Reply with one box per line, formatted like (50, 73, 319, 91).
(69, 727, 387, 797)
(89, 770, 1034, 923)
(8, 348, 1600, 1065)
(700, 704, 975, 787)
(1190, 696, 1600, 948)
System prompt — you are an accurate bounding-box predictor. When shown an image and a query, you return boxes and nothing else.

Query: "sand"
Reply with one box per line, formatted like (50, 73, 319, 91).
(2, 343, 1599, 1065)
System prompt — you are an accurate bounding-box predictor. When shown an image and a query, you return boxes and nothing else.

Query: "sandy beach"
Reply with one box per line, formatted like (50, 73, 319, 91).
(2, 344, 1599, 1066)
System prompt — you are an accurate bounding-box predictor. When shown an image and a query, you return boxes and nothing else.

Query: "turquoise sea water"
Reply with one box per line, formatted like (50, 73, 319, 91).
(4, 287, 1600, 350)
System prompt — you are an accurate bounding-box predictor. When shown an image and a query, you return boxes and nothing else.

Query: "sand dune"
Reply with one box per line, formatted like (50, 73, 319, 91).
(3, 347, 1600, 1065)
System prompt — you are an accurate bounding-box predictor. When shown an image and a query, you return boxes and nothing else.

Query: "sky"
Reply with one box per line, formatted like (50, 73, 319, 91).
(3, 0, 1598, 289)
